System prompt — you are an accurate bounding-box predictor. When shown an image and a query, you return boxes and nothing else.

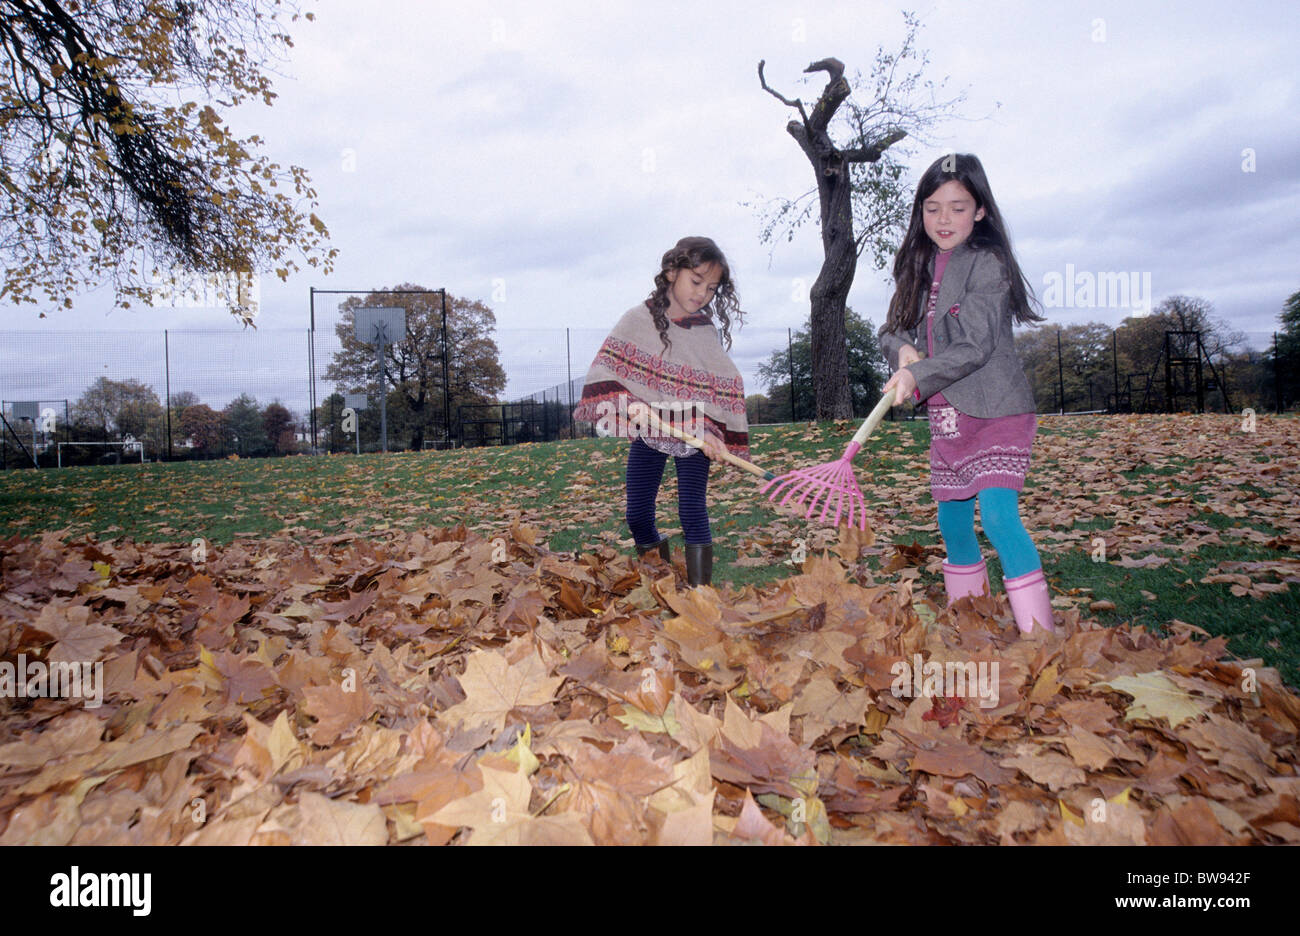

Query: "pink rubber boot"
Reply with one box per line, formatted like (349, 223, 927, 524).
(1004, 567, 1055, 634)
(942, 558, 989, 606)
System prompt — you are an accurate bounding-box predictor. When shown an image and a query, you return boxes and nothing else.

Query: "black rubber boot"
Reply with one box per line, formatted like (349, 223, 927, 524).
(635, 536, 671, 563)
(685, 543, 713, 587)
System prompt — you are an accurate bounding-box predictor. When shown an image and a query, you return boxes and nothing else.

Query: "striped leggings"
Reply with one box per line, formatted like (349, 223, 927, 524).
(625, 437, 712, 546)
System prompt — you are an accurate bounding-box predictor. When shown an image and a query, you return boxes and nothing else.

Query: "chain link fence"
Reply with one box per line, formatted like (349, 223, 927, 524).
(2, 317, 1291, 469)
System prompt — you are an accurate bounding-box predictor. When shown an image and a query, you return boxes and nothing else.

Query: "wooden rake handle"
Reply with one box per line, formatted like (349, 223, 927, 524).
(850, 391, 898, 449)
(640, 406, 775, 480)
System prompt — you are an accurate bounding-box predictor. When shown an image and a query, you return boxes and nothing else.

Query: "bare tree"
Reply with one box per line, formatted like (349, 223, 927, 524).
(756, 13, 965, 418)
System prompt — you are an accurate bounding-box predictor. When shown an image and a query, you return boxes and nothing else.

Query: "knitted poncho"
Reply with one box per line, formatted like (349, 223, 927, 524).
(573, 302, 749, 458)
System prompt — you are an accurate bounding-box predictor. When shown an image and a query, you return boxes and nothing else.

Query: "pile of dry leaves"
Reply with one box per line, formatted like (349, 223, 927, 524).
(0, 521, 1296, 845)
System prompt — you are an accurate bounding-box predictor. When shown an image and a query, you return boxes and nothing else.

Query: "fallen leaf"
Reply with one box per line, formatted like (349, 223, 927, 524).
(1093, 671, 1213, 728)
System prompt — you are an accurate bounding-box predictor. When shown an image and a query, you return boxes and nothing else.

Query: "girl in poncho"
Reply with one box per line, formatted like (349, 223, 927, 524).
(573, 236, 748, 587)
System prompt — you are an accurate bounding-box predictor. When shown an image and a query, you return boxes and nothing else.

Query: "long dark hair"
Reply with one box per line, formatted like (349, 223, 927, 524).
(646, 236, 742, 352)
(885, 153, 1043, 334)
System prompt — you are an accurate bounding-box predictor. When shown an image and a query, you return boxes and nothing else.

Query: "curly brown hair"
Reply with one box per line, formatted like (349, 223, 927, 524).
(645, 236, 742, 353)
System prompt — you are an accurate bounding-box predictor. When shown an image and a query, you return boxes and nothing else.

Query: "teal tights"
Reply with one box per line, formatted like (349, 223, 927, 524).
(937, 488, 1041, 579)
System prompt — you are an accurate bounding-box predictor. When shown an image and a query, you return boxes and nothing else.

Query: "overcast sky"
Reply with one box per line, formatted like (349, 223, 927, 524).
(3, 0, 1297, 415)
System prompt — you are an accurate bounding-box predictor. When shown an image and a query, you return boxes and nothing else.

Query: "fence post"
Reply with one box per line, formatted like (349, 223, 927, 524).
(309, 288, 317, 453)
(1056, 327, 1065, 415)
(441, 289, 451, 446)
(1276, 332, 1284, 414)
(566, 328, 574, 440)
(788, 327, 796, 422)
(164, 329, 173, 460)
(1112, 329, 1119, 414)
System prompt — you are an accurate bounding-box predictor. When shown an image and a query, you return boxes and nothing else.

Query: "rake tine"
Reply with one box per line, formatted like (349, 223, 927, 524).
(762, 475, 793, 499)
(764, 391, 893, 530)
(794, 466, 839, 511)
(764, 467, 816, 498)
(795, 486, 828, 515)
(818, 484, 840, 524)
(846, 492, 864, 530)
(776, 468, 820, 502)
(824, 466, 851, 520)
(810, 469, 839, 521)
(821, 470, 852, 522)
(785, 475, 823, 510)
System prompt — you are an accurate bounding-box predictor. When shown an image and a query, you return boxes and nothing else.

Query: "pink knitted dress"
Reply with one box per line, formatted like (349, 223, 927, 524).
(923, 249, 1037, 501)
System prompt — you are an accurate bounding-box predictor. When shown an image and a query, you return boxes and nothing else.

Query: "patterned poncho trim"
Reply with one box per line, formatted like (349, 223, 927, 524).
(573, 303, 749, 458)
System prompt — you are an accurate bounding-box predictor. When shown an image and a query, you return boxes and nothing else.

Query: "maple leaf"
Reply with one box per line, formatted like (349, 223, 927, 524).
(834, 520, 876, 561)
(994, 800, 1047, 839)
(555, 580, 591, 618)
(428, 764, 594, 846)
(0, 712, 105, 769)
(1000, 748, 1086, 791)
(647, 747, 715, 816)
(651, 790, 715, 846)
(209, 648, 278, 705)
(0, 790, 83, 846)
(1093, 671, 1212, 728)
(426, 764, 527, 832)
(1052, 698, 1118, 734)
(908, 738, 1015, 786)
(1062, 791, 1147, 846)
(1146, 797, 1235, 846)
(612, 700, 681, 736)
(921, 693, 966, 728)
(294, 792, 388, 845)
(479, 724, 541, 776)
(440, 648, 565, 735)
(660, 584, 724, 639)
(200, 592, 252, 630)
(665, 694, 721, 753)
(234, 711, 304, 778)
(319, 588, 379, 623)
(610, 663, 674, 717)
(562, 778, 646, 845)
(712, 711, 816, 799)
(791, 671, 871, 742)
(727, 789, 794, 846)
(301, 682, 375, 746)
(1116, 553, 1171, 569)
(32, 600, 122, 664)
(499, 583, 546, 629)
(1176, 714, 1276, 787)
(1060, 726, 1141, 771)
(413, 770, 483, 846)
(568, 734, 674, 798)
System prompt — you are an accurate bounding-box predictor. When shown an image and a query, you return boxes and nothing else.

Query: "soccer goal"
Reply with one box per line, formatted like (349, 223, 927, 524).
(58, 438, 146, 468)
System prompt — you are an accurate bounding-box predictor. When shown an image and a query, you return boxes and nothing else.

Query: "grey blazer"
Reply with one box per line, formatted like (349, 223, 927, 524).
(877, 241, 1037, 418)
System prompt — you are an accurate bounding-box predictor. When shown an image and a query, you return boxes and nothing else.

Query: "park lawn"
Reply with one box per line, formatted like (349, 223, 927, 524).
(1, 412, 1296, 685)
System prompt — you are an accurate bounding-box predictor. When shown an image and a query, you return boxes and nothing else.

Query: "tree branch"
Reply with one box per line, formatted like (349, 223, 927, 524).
(757, 59, 809, 125)
(803, 57, 845, 82)
(842, 128, 907, 163)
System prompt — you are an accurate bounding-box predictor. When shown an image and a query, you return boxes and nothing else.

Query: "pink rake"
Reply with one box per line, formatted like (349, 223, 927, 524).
(761, 391, 895, 530)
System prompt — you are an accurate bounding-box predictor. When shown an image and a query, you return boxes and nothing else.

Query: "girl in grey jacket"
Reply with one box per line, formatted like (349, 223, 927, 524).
(879, 153, 1054, 635)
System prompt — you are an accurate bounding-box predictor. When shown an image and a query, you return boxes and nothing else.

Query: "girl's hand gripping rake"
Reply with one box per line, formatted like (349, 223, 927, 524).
(638, 405, 775, 481)
(761, 391, 895, 530)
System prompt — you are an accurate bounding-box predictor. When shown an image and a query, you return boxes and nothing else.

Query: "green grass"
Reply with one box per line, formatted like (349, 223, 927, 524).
(2, 413, 1296, 686)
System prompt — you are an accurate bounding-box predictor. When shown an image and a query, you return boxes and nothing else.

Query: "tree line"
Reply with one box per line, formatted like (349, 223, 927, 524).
(748, 291, 1300, 422)
(45, 380, 301, 462)
(8, 286, 508, 462)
